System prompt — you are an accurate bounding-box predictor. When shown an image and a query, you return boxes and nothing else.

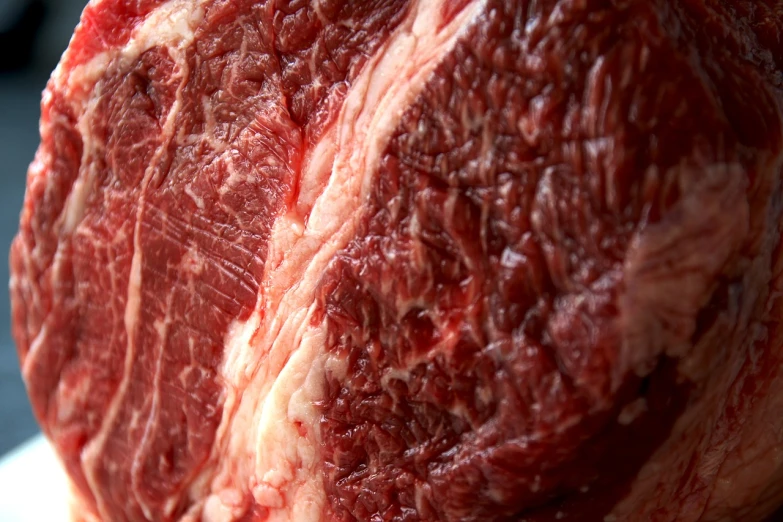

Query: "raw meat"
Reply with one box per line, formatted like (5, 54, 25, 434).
(9, 0, 783, 521)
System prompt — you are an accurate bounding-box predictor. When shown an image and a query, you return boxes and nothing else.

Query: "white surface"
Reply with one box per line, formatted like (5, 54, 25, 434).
(0, 435, 70, 521)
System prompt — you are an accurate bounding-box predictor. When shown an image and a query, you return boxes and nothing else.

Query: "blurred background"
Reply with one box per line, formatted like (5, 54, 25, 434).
(0, 0, 86, 456)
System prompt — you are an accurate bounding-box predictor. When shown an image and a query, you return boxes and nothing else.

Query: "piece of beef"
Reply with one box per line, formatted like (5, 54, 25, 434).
(9, 1, 783, 521)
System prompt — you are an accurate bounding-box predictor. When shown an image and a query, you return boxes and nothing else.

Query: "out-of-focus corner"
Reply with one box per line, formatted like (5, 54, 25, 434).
(0, 0, 46, 73)
(0, 0, 86, 74)
(0, 0, 85, 457)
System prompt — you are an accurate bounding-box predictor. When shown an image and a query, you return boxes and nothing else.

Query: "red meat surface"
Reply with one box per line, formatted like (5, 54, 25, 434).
(10, 1, 783, 521)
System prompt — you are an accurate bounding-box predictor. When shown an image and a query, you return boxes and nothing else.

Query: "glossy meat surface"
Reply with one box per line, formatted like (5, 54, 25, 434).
(10, 1, 783, 521)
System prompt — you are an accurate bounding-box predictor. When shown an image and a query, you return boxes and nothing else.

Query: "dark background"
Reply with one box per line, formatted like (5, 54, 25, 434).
(0, 0, 86, 456)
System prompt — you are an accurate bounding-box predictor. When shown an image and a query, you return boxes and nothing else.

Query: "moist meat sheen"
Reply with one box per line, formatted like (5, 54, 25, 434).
(9, 1, 783, 521)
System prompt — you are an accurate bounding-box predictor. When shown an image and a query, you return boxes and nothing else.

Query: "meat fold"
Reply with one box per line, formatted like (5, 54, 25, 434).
(9, 1, 783, 521)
